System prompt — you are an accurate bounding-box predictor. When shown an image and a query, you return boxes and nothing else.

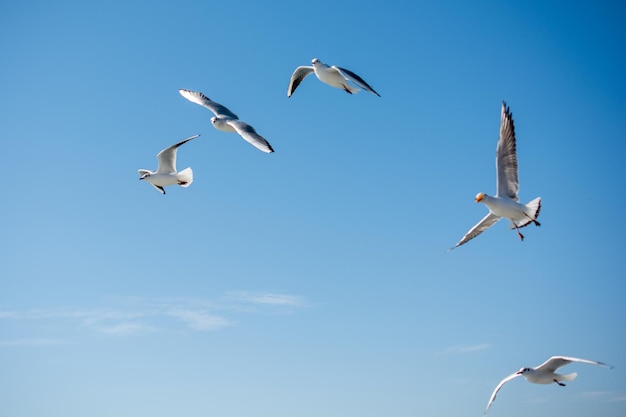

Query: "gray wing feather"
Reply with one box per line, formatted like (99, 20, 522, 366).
(537, 356, 614, 373)
(484, 372, 521, 416)
(451, 213, 501, 250)
(288, 66, 314, 97)
(156, 134, 200, 174)
(496, 102, 519, 199)
(335, 66, 381, 97)
(226, 120, 274, 153)
(179, 89, 239, 119)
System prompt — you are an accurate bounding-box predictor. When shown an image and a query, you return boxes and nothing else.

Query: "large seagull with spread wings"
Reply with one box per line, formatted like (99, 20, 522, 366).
(451, 102, 541, 250)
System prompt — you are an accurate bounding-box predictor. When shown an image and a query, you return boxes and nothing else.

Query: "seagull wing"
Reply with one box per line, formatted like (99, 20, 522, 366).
(288, 66, 314, 97)
(535, 356, 614, 373)
(225, 119, 274, 153)
(335, 66, 381, 97)
(450, 213, 501, 250)
(496, 101, 519, 199)
(156, 134, 200, 174)
(484, 372, 521, 416)
(179, 89, 239, 119)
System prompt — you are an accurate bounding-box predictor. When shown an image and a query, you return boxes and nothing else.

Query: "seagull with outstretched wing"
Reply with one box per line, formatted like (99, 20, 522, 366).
(484, 355, 613, 415)
(288, 58, 380, 97)
(179, 89, 274, 154)
(138, 134, 200, 194)
(451, 102, 541, 250)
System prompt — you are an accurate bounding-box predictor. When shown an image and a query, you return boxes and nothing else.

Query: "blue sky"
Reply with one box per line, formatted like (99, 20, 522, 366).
(1, 1, 625, 416)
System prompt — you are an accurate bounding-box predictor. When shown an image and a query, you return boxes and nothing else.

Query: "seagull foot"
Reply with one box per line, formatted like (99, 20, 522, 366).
(554, 379, 566, 386)
(534, 219, 541, 227)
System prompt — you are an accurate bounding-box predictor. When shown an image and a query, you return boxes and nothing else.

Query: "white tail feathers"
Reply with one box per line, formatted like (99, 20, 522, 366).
(526, 197, 542, 219)
(512, 197, 541, 227)
(559, 372, 578, 382)
(177, 167, 193, 187)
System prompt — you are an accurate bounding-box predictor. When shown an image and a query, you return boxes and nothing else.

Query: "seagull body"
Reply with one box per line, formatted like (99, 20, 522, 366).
(288, 58, 380, 97)
(138, 134, 199, 194)
(484, 356, 613, 415)
(178, 89, 274, 153)
(451, 102, 541, 249)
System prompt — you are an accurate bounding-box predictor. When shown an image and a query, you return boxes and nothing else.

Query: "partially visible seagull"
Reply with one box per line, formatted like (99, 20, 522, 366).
(450, 102, 541, 250)
(178, 89, 274, 153)
(138, 134, 199, 194)
(287, 58, 381, 97)
(484, 356, 614, 415)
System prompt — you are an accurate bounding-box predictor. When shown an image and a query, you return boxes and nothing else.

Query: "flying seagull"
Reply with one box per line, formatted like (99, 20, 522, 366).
(451, 102, 541, 249)
(287, 58, 381, 97)
(178, 89, 274, 153)
(138, 134, 199, 194)
(484, 356, 613, 415)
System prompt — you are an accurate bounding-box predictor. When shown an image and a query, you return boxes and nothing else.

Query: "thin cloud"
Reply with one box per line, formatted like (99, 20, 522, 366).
(436, 343, 491, 356)
(0, 290, 305, 343)
(229, 291, 306, 307)
(167, 309, 233, 331)
(0, 338, 73, 347)
(581, 391, 626, 402)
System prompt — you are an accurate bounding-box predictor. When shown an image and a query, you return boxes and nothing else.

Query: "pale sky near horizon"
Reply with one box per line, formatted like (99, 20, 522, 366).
(1, 1, 625, 416)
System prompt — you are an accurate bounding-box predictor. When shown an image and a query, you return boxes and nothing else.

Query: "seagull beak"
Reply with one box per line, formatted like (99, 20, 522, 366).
(475, 193, 485, 203)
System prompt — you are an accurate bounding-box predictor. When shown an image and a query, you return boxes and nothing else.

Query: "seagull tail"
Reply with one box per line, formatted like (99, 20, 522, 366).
(177, 167, 193, 187)
(513, 197, 542, 228)
(559, 372, 578, 382)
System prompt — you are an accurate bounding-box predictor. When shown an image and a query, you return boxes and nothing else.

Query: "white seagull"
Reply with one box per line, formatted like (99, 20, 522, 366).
(484, 356, 614, 415)
(138, 134, 199, 194)
(451, 102, 541, 249)
(288, 58, 381, 97)
(178, 89, 274, 153)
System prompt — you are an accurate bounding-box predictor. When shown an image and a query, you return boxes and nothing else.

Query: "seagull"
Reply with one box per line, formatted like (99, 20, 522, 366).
(287, 58, 381, 97)
(450, 102, 541, 249)
(484, 356, 614, 415)
(178, 89, 274, 153)
(138, 134, 199, 194)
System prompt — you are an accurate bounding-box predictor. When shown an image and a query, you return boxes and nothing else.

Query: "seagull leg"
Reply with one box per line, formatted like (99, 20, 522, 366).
(553, 379, 566, 386)
(342, 85, 353, 94)
(513, 224, 524, 241)
(524, 213, 541, 227)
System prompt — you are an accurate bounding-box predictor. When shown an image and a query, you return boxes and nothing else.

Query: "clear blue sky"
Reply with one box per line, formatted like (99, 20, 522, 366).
(1, 1, 625, 416)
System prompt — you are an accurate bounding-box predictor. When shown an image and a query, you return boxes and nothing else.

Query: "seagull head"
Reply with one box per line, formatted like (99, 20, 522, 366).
(311, 58, 321, 66)
(139, 173, 150, 181)
(516, 367, 531, 375)
(475, 192, 486, 203)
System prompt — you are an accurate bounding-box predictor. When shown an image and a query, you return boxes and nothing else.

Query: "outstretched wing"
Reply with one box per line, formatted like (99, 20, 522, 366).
(179, 89, 239, 119)
(536, 356, 614, 373)
(156, 134, 200, 174)
(335, 66, 381, 97)
(484, 372, 521, 416)
(450, 213, 501, 250)
(287, 66, 314, 97)
(225, 119, 274, 153)
(496, 102, 519, 199)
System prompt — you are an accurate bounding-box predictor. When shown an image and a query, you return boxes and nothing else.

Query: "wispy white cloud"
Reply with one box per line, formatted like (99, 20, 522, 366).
(436, 343, 490, 356)
(0, 290, 305, 343)
(0, 338, 73, 347)
(228, 291, 306, 307)
(581, 391, 626, 402)
(167, 309, 233, 331)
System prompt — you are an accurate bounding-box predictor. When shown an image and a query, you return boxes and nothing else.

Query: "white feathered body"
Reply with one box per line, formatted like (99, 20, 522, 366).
(523, 370, 578, 385)
(481, 195, 541, 227)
